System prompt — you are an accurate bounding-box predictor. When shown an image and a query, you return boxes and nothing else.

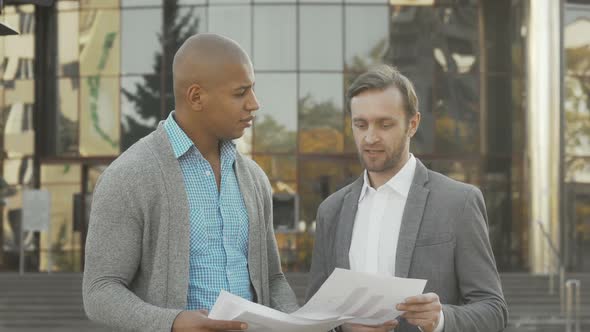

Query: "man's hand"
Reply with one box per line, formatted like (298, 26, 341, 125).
(341, 320, 398, 332)
(172, 310, 248, 331)
(396, 293, 442, 332)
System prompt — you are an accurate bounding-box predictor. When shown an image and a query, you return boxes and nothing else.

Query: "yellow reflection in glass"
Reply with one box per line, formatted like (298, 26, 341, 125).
(57, 78, 80, 155)
(40, 164, 82, 272)
(79, 9, 121, 76)
(253, 155, 296, 181)
(58, 8, 80, 76)
(4, 80, 34, 157)
(80, 76, 121, 156)
(80, 0, 120, 10)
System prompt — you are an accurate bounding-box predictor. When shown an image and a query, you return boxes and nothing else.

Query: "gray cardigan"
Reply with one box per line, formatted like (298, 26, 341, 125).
(83, 123, 299, 331)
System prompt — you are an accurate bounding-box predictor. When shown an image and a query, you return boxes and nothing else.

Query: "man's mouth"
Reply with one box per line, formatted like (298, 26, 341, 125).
(240, 116, 254, 127)
(364, 149, 384, 157)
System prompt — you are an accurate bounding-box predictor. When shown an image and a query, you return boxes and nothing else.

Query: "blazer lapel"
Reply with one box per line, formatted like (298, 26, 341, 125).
(335, 176, 364, 269)
(395, 159, 430, 278)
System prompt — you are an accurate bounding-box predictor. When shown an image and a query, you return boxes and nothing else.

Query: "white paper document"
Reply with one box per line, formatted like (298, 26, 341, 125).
(208, 268, 427, 332)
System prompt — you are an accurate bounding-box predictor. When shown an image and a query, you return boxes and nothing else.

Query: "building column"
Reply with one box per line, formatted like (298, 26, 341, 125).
(526, 0, 562, 274)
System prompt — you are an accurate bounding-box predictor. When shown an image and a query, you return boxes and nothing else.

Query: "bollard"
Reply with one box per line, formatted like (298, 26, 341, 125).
(565, 279, 581, 332)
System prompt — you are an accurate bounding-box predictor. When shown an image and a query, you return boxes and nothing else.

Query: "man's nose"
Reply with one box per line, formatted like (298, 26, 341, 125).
(247, 90, 260, 112)
(364, 129, 378, 144)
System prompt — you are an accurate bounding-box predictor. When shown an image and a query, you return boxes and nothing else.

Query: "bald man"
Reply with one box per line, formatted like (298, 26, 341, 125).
(83, 34, 299, 331)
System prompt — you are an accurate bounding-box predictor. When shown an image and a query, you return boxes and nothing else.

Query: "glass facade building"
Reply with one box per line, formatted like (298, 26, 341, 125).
(0, 0, 588, 274)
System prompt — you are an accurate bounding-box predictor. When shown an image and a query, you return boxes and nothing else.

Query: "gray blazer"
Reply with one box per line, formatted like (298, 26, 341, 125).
(307, 159, 508, 332)
(83, 123, 299, 331)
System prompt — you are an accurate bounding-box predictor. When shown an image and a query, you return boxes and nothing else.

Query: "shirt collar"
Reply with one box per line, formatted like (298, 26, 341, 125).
(358, 154, 417, 202)
(164, 111, 237, 161)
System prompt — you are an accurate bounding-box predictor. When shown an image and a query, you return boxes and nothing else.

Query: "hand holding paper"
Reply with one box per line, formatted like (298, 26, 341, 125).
(209, 268, 427, 332)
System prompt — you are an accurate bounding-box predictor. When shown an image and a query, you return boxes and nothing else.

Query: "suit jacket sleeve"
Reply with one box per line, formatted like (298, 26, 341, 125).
(258, 170, 300, 313)
(305, 203, 331, 302)
(442, 187, 508, 331)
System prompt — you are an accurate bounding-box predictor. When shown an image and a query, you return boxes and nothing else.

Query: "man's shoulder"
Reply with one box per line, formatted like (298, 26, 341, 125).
(100, 131, 161, 185)
(237, 153, 265, 176)
(428, 169, 479, 193)
(317, 180, 359, 217)
(425, 168, 482, 199)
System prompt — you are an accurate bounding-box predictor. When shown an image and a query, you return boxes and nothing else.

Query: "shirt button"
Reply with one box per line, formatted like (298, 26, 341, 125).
(205, 171, 211, 176)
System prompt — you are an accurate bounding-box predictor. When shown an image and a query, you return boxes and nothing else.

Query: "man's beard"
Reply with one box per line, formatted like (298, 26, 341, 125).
(357, 134, 408, 173)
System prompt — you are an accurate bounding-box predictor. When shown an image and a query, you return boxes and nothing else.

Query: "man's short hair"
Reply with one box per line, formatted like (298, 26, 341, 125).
(347, 64, 419, 121)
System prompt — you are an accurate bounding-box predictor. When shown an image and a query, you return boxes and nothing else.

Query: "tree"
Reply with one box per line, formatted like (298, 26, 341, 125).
(254, 115, 296, 153)
(121, 1, 201, 151)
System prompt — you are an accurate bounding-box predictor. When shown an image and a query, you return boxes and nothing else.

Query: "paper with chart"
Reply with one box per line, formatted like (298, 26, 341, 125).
(208, 268, 427, 331)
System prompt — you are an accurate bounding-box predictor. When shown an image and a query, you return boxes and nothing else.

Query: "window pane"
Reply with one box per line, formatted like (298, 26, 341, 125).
(566, 157, 590, 183)
(208, 5, 252, 56)
(299, 74, 344, 153)
(121, 8, 162, 75)
(298, 158, 360, 223)
(80, 0, 120, 9)
(1, 186, 37, 271)
(254, 73, 297, 153)
(3, 7, 35, 80)
(300, 5, 343, 71)
(253, 155, 296, 181)
(565, 75, 590, 166)
(345, 5, 389, 71)
(426, 159, 480, 185)
(80, 76, 121, 156)
(405, 71, 434, 154)
(40, 164, 82, 272)
(434, 6, 478, 74)
(121, 75, 159, 151)
(56, 78, 80, 156)
(57, 4, 80, 77)
(122, 0, 161, 7)
(254, 0, 296, 3)
(565, 8, 590, 76)
(210, 0, 246, 3)
(79, 9, 121, 76)
(485, 74, 512, 155)
(253, 5, 296, 71)
(345, 0, 386, 3)
(2, 158, 33, 186)
(300, 0, 341, 3)
(4, 80, 34, 158)
(179, 0, 206, 4)
(386, 6, 435, 73)
(433, 72, 479, 154)
(0, 36, 4, 79)
(177, 6, 207, 34)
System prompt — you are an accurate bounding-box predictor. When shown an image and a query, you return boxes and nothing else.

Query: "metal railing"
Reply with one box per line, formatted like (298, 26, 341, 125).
(537, 221, 566, 312)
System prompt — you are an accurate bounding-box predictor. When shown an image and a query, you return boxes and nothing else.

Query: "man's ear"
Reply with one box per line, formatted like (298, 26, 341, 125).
(186, 83, 204, 112)
(409, 112, 421, 138)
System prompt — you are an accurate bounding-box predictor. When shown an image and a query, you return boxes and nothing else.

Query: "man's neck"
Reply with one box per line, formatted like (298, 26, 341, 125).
(175, 110, 220, 162)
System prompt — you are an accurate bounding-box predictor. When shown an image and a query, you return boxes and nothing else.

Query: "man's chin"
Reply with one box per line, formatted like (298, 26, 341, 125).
(362, 161, 386, 173)
(227, 130, 245, 140)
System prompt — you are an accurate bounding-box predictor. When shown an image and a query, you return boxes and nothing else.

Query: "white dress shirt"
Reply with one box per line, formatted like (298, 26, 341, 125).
(349, 154, 444, 332)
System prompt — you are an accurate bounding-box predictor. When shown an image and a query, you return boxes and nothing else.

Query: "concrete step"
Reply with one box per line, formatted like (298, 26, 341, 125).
(1, 272, 589, 331)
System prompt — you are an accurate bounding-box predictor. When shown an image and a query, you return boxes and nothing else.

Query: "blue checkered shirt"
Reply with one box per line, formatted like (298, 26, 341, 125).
(164, 112, 253, 310)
